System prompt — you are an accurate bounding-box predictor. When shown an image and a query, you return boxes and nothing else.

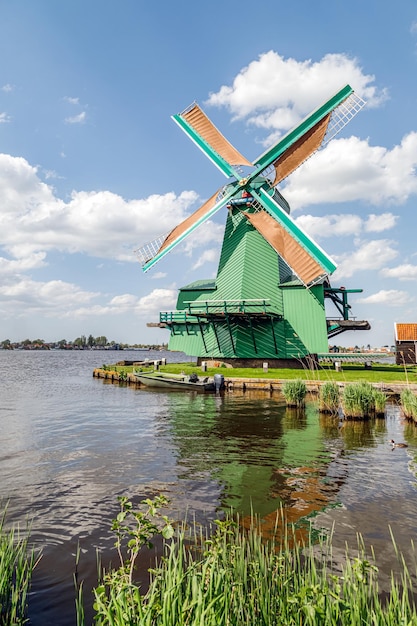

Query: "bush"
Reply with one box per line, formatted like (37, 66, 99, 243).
(282, 379, 307, 407)
(400, 389, 417, 421)
(372, 388, 387, 416)
(318, 381, 340, 414)
(342, 381, 375, 419)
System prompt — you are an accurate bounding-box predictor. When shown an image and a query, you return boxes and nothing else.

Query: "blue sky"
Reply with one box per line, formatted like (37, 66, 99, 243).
(1, 0, 417, 347)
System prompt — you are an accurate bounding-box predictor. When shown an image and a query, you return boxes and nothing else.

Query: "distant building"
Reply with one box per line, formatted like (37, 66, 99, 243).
(394, 323, 417, 365)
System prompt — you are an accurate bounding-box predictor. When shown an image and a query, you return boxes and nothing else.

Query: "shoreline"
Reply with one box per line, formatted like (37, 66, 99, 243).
(92, 367, 417, 395)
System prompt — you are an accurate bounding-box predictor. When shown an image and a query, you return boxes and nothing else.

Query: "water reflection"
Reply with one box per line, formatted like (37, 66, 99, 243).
(163, 392, 343, 524)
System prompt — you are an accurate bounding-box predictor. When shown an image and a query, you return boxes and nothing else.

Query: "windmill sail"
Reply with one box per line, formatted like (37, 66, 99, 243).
(270, 114, 330, 185)
(253, 86, 365, 184)
(172, 103, 251, 178)
(243, 209, 327, 285)
(247, 186, 337, 282)
(137, 187, 234, 272)
(138, 84, 362, 278)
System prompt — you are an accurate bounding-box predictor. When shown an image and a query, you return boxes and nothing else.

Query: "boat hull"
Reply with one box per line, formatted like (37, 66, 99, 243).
(134, 372, 216, 392)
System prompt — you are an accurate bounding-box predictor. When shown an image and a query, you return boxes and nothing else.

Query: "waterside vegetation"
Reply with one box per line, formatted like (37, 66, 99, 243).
(341, 381, 386, 420)
(282, 379, 307, 407)
(0, 509, 39, 626)
(318, 381, 340, 414)
(74, 495, 417, 626)
(102, 361, 417, 422)
(401, 388, 417, 421)
(110, 361, 417, 385)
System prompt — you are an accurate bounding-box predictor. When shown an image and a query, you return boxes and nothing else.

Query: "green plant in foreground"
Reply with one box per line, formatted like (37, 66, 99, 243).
(341, 381, 375, 419)
(118, 369, 127, 382)
(318, 381, 340, 414)
(0, 508, 39, 625)
(83, 497, 417, 626)
(283, 379, 307, 407)
(400, 388, 417, 421)
(91, 495, 174, 625)
(372, 388, 387, 416)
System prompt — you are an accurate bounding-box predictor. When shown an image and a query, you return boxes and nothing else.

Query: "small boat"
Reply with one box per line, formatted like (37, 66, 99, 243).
(133, 370, 217, 392)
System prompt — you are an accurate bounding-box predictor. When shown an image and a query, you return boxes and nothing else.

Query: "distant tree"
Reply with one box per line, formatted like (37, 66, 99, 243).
(1, 339, 11, 349)
(22, 339, 32, 346)
(73, 336, 87, 348)
(57, 339, 67, 349)
(87, 334, 95, 348)
(95, 336, 107, 347)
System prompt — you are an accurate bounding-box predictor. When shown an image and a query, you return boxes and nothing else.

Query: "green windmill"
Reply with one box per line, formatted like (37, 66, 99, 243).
(137, 85, 370, 367)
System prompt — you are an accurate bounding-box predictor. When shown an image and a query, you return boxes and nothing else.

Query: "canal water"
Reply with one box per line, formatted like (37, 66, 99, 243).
(1, 349, 417, 625)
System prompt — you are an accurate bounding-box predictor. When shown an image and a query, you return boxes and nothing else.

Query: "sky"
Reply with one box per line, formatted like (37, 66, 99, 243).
(1, 0, 417, 347)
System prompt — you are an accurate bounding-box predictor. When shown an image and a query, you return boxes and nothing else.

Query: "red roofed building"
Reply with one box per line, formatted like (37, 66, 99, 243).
(395, 323, 417, 365)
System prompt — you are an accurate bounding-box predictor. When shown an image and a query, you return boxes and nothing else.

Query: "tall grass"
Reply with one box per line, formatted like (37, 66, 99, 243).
(86, 502, 417, 626)
(318, 381, 340, 413)
(282, 379, 307, 407)
(372, 388, 387, 416)
(341, 381, 376, 419)
(0, 508, 38, 625)
(400, 388, 417, 421)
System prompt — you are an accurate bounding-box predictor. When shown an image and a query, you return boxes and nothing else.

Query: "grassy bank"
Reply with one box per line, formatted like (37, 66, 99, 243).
(109, 361, 417, 385)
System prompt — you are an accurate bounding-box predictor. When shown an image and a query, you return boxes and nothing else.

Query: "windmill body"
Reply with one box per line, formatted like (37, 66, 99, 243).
(138, 85, 370, 366)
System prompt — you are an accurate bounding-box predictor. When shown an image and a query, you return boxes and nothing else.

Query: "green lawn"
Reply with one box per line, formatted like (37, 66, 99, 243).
(109, 362, 417, 385)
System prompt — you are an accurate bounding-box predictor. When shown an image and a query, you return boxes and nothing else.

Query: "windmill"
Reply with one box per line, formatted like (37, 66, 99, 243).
(137, 84, 370, 367)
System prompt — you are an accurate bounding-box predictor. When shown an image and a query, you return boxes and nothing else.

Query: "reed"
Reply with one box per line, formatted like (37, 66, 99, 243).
(341, 381, 375, 419)
(400, 388, 417, 421)
(282, 379, 307, 407)
(88, 503, 417, 626)
(0, 508, 38, 626)
(318, 381, 340, 413)
(372, 388, 387, 416)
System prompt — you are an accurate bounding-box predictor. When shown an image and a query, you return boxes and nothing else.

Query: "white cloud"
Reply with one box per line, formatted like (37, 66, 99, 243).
(296, 214, 362, 238)
(2, 84, 14, 93)
(333, 239, 398, 279)
(65, 111, 86, 124)
(64, 96, 80, 105)
(0, 154, 204, 261)
(152, 271, 167, 279)
(365, 213, 398, 232)
(283, 134, 417, 210)
(381, 264, 417, 281)
(0, 277, 99, 318)
(57, 288, 178, 320)
(0, 112, 11, 123)
(295, 212, 397, 239)
(204, 52, 417, 217)
(356, 289, 412, 306)
(0, 252, 47, 275)
(181, 219, 224, 256)
(192, 248, 220, 270)
(206, 51, 386, 131)
(135, 288, 177, 314)
(43, 169, 63, 180)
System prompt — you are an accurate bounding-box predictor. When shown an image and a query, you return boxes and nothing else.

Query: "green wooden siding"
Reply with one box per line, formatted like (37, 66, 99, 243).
(166, 208, 328, 359)
(280, 284, 328, 355)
